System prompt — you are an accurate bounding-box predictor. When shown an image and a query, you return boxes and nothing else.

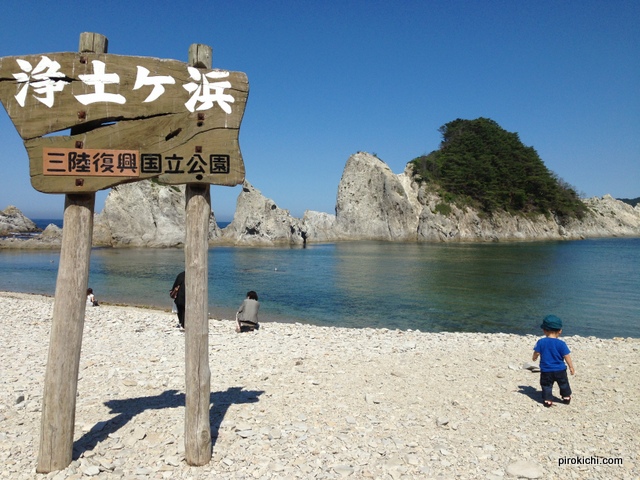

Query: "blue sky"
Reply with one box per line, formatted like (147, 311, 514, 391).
(0, 0, 638, 221)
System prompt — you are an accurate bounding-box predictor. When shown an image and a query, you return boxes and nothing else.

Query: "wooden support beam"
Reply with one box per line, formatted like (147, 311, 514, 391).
(36, 32, 104, 473)
(183, 44, 213, 466)
(37, 193, 95, 472)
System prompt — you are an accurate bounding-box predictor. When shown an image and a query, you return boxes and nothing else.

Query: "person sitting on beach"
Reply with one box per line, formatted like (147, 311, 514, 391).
(86, 288, 99, 307)
(236, 291, 260, 333)
(532, 315, 575, 407)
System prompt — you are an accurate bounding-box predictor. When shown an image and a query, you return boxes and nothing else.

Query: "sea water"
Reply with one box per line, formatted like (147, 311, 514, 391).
(0, 236, 638, 339)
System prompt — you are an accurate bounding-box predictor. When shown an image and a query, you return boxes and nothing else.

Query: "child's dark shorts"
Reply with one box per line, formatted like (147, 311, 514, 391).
(540, 369, 571, 401)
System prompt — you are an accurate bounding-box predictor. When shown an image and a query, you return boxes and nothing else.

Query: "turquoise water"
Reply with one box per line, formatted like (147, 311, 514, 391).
(1, 237, 638, 338)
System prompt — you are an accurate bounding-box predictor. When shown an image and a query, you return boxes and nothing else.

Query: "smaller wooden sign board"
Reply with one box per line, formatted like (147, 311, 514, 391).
(43, 148, 140, 178)
(0, 52, 249, 193)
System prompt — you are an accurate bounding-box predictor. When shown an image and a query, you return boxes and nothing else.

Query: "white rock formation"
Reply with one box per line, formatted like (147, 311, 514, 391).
(2, 152, 639, 248)
(0, 205, 39, 235)
(415, 189, 565, 242)
(561, 194, 640, 238)
(334, 152, 420, 241)
(220, 181, 306, 245)
(415, 191, 640, 242)
(93, 181, 220, 247)
(39, 223, 63, 241)
(329, 152, 640, 243)
(300, 210, 338, 243)
(0, 217, 61, 249)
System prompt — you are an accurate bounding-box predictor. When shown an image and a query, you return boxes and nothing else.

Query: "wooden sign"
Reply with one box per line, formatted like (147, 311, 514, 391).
(43, 148, 140, 177)
(0, 52, 249, 193)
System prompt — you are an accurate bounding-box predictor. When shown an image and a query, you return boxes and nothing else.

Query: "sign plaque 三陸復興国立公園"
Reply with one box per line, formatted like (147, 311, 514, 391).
(41, 147, 232, 181)
(0, 52, 249, 193)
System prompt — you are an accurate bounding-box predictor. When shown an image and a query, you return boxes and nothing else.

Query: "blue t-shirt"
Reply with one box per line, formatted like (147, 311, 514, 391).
(533, 337, 570, 372)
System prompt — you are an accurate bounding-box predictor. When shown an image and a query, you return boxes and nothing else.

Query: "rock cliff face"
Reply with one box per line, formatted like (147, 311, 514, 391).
(328, 153, 640, 243)
(416, 197, 564, 242)
(0, 206, 61, 249)
(219, 181, 306, 245)
(93, 181, 220, 247)
(561, 194, 640, 239)
(334, 153, 421, 241)
(0, 205, 38, 235)
(300, 210, 338, 243)
(231, 152, 639, 245)
(2, 152, 639, 248)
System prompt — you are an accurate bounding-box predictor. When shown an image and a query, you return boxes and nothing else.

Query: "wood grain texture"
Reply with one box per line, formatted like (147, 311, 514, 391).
(0, 51, 248, 192)
(36, 196, 95, 473)
(36, 33, 102, 474)
(183, 43, 212, 467)
(184, 184, 213, 465)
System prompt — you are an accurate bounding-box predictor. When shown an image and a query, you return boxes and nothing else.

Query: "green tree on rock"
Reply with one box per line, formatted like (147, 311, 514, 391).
(411, 118, 586, 220)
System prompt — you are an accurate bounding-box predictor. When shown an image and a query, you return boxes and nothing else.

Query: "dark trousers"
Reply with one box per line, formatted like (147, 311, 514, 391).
(540, 370, 571, 401)
(238, 321, 259, 332)
(176, 303, 185, 328)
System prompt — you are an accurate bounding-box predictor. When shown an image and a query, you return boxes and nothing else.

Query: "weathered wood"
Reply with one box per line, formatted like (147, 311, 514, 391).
(35, 33, 105, 474)
(0, 53, 248, 138)
(188, 44, 213, 69)
(37, 193, 95, 472)
(183, 43, 213, 466)
(79, 32, 108, 53)
(0, 50, 248, 192)
(184, 183, 213, 465)
(24, 109, 245, 192)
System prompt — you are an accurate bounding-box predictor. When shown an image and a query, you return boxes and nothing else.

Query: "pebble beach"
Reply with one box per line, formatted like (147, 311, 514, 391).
(1, 291, 638, 479)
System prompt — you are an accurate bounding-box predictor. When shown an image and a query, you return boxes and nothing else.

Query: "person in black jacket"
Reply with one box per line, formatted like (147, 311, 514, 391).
(170, 271, 186, 329)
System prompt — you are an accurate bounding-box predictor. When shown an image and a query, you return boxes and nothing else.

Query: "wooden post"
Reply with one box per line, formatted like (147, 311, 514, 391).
(36, 33, 104, 473)
(183, 44, 213, 465)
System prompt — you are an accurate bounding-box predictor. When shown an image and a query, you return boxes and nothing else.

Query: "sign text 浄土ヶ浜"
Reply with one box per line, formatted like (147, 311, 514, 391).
(0, 53, 249, 193)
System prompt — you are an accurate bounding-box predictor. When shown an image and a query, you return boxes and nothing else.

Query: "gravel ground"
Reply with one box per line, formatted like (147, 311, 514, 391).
(1, 291, 638, 479)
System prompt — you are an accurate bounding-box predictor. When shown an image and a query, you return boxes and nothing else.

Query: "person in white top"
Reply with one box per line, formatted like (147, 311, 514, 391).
(86, 288, 99, 307)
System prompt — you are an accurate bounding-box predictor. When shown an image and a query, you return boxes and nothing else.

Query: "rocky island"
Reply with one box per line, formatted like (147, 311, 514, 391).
(0, 205, 39, 237)
(1, 151, 639, 249)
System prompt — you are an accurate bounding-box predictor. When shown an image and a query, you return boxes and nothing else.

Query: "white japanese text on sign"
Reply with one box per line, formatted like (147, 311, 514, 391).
(0, 51, 248, 193)
(12, 56, 235, 113)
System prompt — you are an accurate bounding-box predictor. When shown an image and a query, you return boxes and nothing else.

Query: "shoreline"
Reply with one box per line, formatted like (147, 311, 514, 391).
(0, 289, 315, 330)
(1, 292, 639, 478)
(3, 287, 640, 340)
(2, 231, 640, 249)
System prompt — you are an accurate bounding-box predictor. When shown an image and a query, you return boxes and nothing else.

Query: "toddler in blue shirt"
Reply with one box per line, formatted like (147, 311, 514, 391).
(532, 315, 575, 407)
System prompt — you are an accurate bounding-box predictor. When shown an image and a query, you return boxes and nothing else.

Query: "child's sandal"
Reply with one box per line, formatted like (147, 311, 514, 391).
(562, 396, 571, 405)
(543, 400, 553, 408)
